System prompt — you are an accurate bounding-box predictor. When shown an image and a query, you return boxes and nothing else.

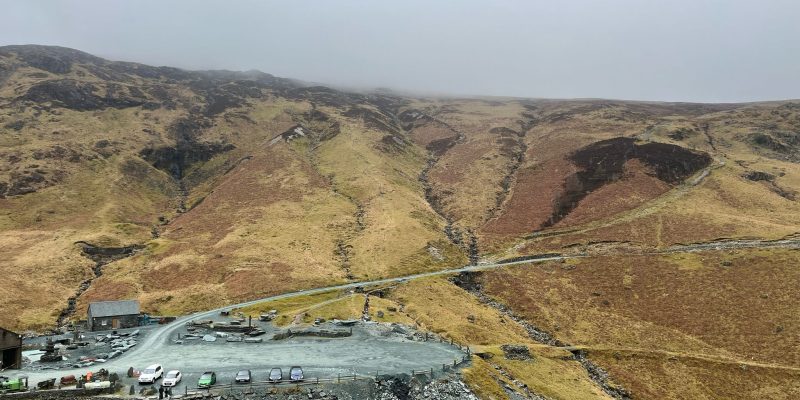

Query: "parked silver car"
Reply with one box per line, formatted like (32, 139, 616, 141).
(269, 368, 282, 383)
(289, 366, 303, 382)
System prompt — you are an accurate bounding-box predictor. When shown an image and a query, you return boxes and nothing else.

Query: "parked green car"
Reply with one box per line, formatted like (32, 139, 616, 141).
(198, 372, 216, 388)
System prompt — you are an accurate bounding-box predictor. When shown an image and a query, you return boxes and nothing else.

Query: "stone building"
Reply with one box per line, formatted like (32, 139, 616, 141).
(0, 327, 22, 369)
(87, 300, 140, 331)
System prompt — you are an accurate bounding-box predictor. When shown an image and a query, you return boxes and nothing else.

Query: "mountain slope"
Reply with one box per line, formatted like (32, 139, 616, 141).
(2, 45, 800, 400)
(0, 45, 464, 330)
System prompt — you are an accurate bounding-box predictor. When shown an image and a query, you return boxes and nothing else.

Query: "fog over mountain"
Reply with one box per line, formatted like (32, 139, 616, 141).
(2, 0, 799, 102)
(4, 1, 800, 397)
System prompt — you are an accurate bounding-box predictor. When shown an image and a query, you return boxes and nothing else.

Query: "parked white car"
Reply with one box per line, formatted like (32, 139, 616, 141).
(138, 364, 163, 384)
(161, 370, 181, 387)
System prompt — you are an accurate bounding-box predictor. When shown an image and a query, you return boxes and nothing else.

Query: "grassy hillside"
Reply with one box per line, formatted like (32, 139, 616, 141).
(476, 249, 800, 399)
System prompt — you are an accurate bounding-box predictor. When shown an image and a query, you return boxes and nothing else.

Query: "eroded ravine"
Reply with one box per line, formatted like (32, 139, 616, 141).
(485, 108, 537, 223)
(413, 112, 480, 265)
(56, 242, 143, 328)
(450, 271, 632, 400)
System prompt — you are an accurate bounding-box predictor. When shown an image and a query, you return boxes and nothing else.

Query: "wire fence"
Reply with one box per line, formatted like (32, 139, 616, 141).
(178, 353, 472, 398)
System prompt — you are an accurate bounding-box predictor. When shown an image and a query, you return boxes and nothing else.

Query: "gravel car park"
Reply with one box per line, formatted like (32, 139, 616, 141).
(17, 314, 466, 394)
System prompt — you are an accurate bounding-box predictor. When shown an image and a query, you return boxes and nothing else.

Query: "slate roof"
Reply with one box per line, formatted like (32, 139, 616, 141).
(0, 327, 20, 336)
(87, 300, 140, 318)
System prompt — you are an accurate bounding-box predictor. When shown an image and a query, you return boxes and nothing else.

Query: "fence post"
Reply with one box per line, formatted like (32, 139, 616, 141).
(430, 368, 433, 377)
(338, 374, 340, 383)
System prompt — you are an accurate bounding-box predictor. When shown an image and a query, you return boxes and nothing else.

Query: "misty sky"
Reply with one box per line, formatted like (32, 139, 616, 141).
(2, 0, 799, 102)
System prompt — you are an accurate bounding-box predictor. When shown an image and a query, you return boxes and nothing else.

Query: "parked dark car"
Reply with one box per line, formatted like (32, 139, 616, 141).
(198, 371, 216, 388)
(269, 368, 282, 383)
(235, 370, 251, 384)
(289, 366, 303, 382)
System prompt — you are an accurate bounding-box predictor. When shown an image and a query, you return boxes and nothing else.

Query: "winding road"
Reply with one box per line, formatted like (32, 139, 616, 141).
(14, 237, 800, 387)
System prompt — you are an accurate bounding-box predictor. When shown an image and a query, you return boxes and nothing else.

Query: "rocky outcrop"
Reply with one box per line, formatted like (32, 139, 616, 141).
(139, 141, 235, 180)
(21, 80, 146, 111)
(1, 165, 72, 198)
(283, 85, 365, 109)
(378, 134, 411, 154)
(425, 136, 459, 157)
(160, 375, 476, 400)
(667, 126, 699, 140)
(750, 131, 800, 162)
(501, 344, 532, 361)
(489, 126, 522, 137)
(139, 117, 235, 180)
(344, 106, 402, 134)
(4, 170, 46, 196)
(1, 45, 299, 117)
(272, 327, 352, 340)
(0, 45, 101, 74)
(372, 375, 478, 400)
(0, 144, 91, 197)
(3, 120, 25, 131)
(743, 171, 775, 181)
(742, 170, 797, 200)
(75, 242, 143, 265)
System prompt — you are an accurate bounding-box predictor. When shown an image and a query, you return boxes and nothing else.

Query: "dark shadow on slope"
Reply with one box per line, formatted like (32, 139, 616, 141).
(544, 137, 712, 227)
(139, 117, 235, 180)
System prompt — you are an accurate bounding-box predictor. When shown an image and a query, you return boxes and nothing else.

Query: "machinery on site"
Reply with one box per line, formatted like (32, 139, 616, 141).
(0, 376, 28, 393)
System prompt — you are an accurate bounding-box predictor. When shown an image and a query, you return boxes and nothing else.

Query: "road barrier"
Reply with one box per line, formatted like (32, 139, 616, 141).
(180, 354, 472, 397)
